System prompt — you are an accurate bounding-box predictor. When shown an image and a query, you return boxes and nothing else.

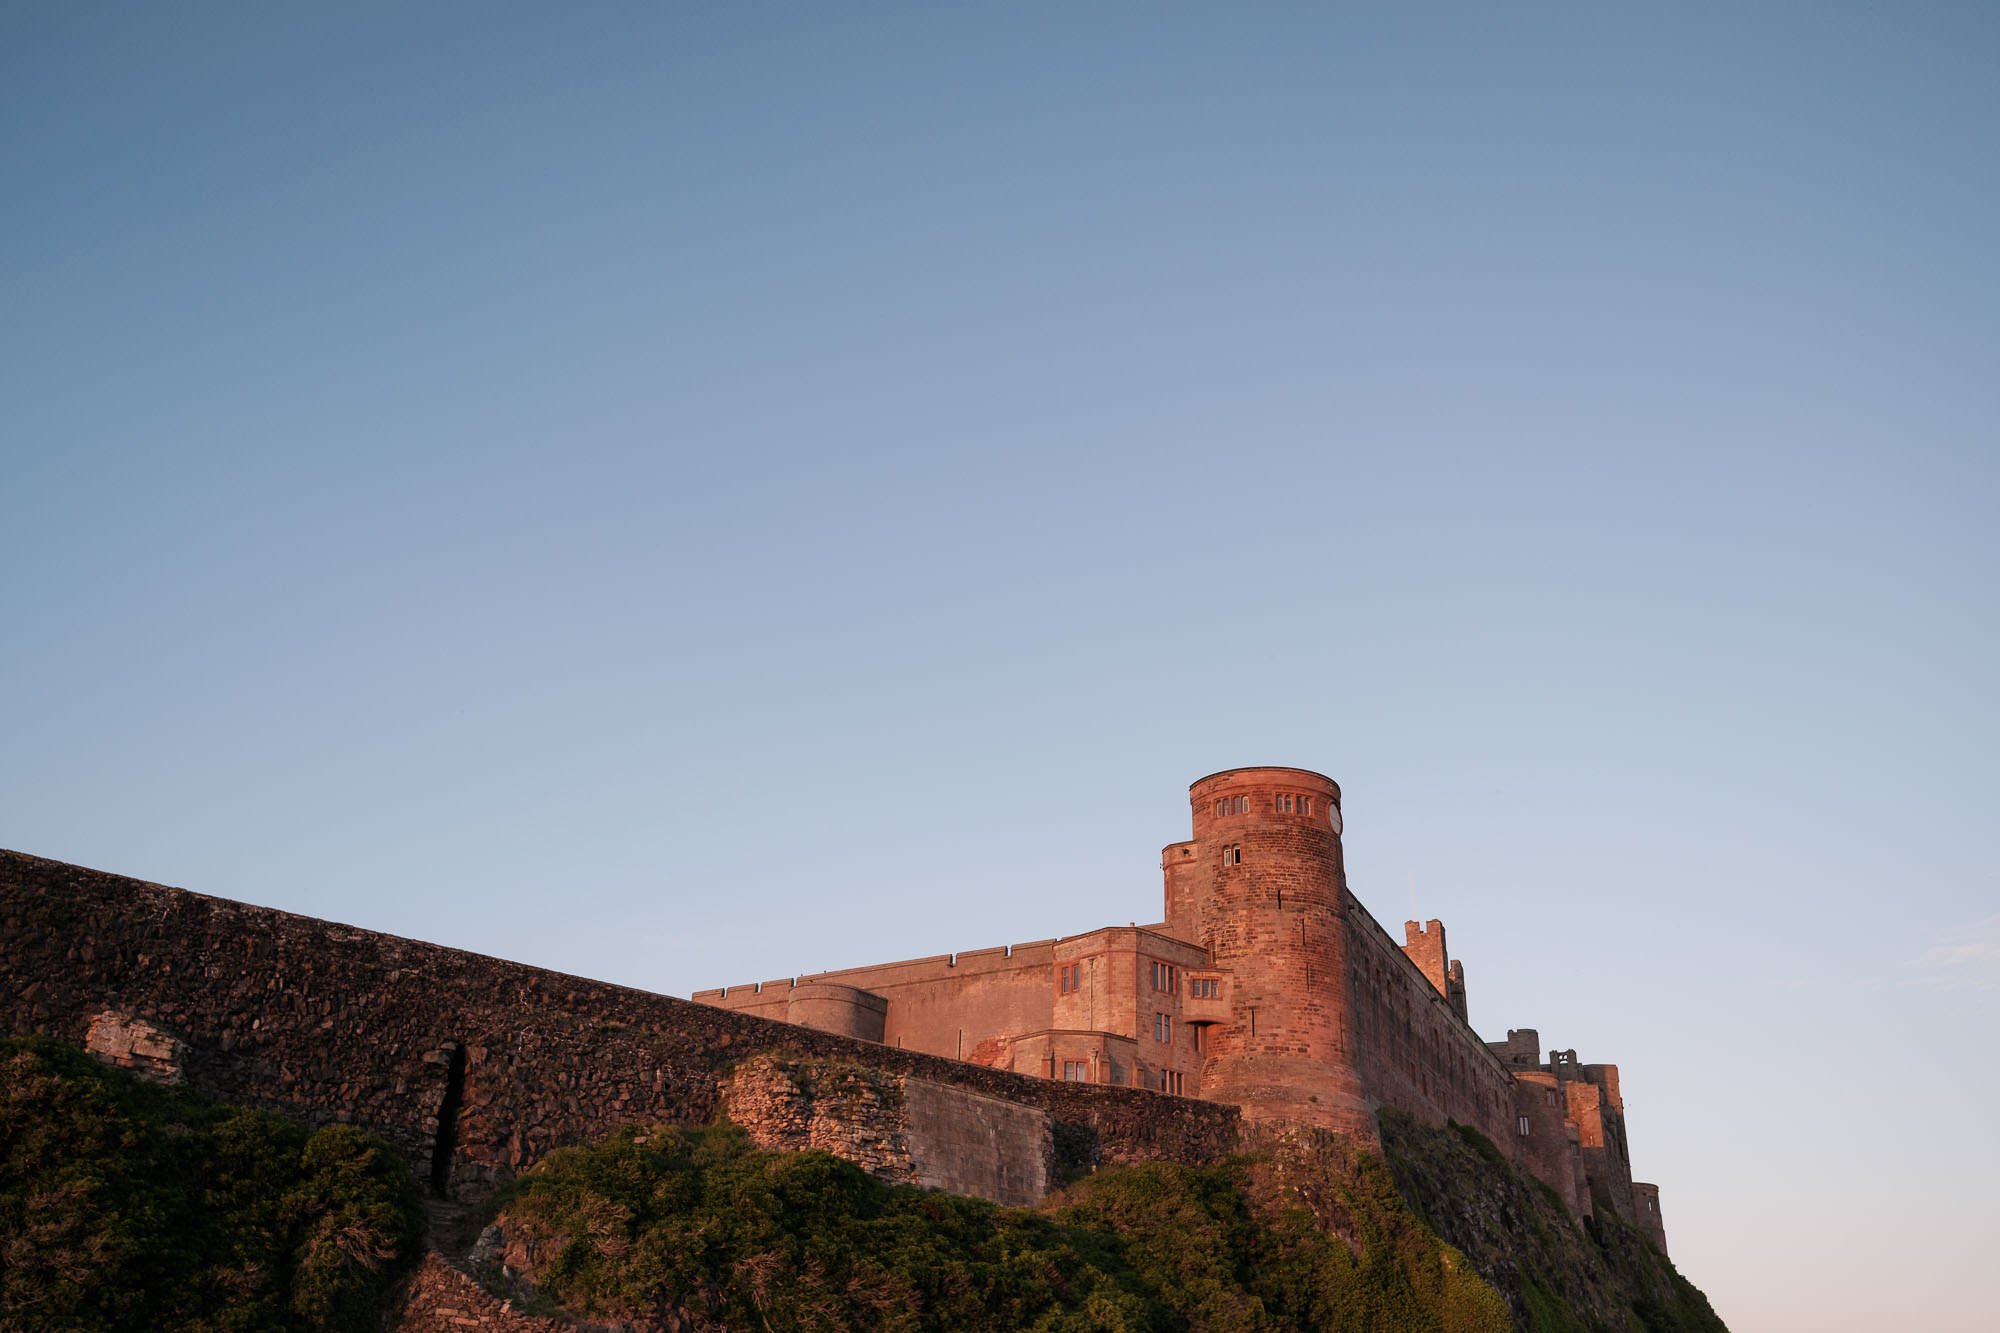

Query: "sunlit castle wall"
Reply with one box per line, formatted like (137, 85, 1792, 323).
(1172, 767, 1372, 1137)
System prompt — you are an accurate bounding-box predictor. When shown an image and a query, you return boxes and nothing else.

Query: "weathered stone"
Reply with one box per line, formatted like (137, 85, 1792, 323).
(0, 849, 1236, 1208)
(84, 1009, 187, 1083)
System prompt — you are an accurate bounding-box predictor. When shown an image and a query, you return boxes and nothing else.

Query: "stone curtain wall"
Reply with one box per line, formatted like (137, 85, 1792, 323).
(1342, 892, 1520, 1150)
(0, 850, 1236, 1201)
(701, 939, 1066, 1066)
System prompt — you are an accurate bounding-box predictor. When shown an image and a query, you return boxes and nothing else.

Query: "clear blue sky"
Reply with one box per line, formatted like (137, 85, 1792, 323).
(5, 6, 1995, 1329)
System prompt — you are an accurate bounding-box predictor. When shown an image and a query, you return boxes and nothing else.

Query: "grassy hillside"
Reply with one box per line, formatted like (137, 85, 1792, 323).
(0, 1037, 423, 1332)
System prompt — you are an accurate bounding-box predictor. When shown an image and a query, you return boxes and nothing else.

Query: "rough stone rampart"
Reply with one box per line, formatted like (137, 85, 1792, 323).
(0, 850, 1238, 1202)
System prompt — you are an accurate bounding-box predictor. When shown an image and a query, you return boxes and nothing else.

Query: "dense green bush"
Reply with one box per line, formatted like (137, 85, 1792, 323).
(491, 1121, 1511, 1331)
(0, 1037, 424, 1332)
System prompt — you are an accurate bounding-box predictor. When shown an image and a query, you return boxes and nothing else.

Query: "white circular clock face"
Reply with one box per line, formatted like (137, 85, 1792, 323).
(1329, 805, 1343, 836)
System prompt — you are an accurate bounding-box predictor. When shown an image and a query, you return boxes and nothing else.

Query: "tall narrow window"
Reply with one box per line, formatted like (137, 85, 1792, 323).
(1518, 1116, 1531, 1137)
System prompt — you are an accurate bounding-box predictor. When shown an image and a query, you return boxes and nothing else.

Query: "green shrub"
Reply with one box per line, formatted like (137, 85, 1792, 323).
(0, 1037, 423, 1332)
(492, 1121, 1512, 1331)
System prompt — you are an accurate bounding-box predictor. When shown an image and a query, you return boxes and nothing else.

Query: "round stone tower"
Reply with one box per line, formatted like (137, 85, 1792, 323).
(1175, 766, 1369, 1135)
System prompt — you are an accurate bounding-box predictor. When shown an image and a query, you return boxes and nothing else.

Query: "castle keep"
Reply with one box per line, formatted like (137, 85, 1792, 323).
(699, 765, 1668, 1250)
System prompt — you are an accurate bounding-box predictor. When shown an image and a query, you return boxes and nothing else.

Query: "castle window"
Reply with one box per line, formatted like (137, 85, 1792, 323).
(1150, 961, 1177, 993)
(1190, 977, 1219, 999)
(1057, 962, 1082, 994)
(1155, 1012, 1173, 1043)
(1061, 1060, 1086, 1082)
(1302, 797, 1311, 815)
(1163, 1071, 1184, 1095)
(1191, 1024, 1205, 1055)
(1222, 844, 1241, 867)
(1518, 1116, 1531, 1137)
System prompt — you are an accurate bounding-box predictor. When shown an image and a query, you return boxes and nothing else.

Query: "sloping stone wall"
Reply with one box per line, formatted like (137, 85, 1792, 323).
(1, 850, 1237, 1201)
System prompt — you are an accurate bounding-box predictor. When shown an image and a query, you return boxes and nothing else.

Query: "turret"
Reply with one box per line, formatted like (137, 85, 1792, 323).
(1174, 767, 1369, 1135)
(1403, 919, 1449, 995)
(1403, 919, 1469, 1023)
(1632, 1182, 1669, 1255)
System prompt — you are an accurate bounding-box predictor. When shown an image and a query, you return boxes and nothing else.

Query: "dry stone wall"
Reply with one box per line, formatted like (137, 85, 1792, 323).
(724, 1053, 922, 1184)
(386, 1252, 569, 1333)
(0, 850, 1237, 1202)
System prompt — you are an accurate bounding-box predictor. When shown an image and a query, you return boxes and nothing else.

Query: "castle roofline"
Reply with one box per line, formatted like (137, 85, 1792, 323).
(1188, 765, 1338, 791)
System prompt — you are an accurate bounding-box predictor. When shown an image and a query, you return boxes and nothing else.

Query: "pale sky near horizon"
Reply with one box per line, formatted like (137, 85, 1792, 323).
(4, 6, 1996, 1330)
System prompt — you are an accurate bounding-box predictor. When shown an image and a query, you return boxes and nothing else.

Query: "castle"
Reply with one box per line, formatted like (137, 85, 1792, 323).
(698, 765, 1669, 1252)
(0, 762, 1670, 1268)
